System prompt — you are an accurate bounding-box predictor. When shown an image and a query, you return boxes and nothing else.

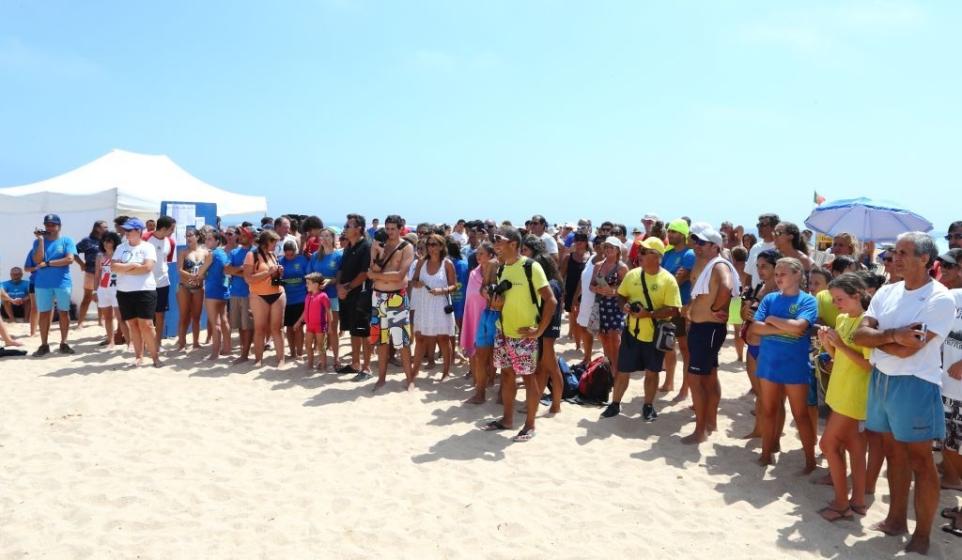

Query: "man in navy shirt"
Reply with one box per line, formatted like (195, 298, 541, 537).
(74, 220, 107, 328)
(31, 214, 78, 356)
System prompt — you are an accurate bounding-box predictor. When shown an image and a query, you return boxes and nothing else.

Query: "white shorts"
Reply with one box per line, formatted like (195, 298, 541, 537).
(96, 287, 118, 309)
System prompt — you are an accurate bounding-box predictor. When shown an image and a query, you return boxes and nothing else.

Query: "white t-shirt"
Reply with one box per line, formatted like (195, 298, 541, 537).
(540, 233, 559, 256)
(942, 289, 962, 400)
(114, 241, 158, 293)
(146, 234, 173, 287)
(451, 231, 468, 247)
(274, 234, 299, 258)
(746, 241, 775, 287)
(866, 280, 955, 385)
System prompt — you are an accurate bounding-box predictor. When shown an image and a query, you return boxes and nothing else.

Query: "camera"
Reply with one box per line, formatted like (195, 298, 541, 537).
(444, 303, 455, 314)
(486, 279, 512, 298)
(629, 302, 644, 314)
(34, 227, 46, 236)
(271, 277, 283, 287)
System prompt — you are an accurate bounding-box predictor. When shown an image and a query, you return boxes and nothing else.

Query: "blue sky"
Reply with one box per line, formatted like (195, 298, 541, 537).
(1, 1, 959, 233)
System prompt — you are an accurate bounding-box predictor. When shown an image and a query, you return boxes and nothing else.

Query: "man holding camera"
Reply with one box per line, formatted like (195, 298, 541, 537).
(481, 226, 556, 442)
(368, 215, 415, 391)
(31, 214, 79, 356)
(854, 232, 955, 555)
(601, 237, 681, 421)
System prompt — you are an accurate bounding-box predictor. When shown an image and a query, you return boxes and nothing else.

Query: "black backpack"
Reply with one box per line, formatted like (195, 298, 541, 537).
(577, 356, 613, 404)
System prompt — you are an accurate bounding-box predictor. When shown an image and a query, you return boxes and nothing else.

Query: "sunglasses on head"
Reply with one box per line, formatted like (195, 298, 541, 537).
(493, 234, 509, 243)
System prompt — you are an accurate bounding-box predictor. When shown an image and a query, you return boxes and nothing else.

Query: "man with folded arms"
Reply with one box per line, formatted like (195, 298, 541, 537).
(854, 232, 955, 555)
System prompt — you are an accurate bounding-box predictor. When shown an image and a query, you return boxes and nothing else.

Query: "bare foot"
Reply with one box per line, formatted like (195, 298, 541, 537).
(5, 339, 23, 347)
(941, 480, 962, 491)
(465, 394, 486, 405)
(681, 432, 707, 445)
(758, 454, 773, 467)
(798, 464, 817, 476)
(904, 535, 929, 555)
(276, 358, 286, 367)
(232, 356, 249, 365)
(871, 519, 908, 536)
(658, 384, 673, 393)
(405, 380, 416, 392)
(671, 391, 689, 403)
(133, 357, 144, 368)
(152, 359, 162, 368)
(207, 354, 219, 361)
(549, 405, 561, 414)
(813, 473, 835, 486)
(740, 431, 761, 439)
(372, 380, 386, 392)
(252, 360, 263, 368)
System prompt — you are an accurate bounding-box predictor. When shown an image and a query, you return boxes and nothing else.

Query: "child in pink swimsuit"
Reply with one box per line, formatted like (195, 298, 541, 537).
(295, 273, 332, 372)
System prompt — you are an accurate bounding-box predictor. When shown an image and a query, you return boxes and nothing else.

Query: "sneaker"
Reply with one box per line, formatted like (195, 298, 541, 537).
(642, 403, 658, 422)
(601, 402, 621, 418)
(33, 344, 50, 357)
(59, 343, 76, 355)
(351, 371, 373, 382)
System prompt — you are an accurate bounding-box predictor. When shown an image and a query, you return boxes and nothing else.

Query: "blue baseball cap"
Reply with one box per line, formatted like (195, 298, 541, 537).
(121, 217, 146, 231)
(43, 214, 61, 225)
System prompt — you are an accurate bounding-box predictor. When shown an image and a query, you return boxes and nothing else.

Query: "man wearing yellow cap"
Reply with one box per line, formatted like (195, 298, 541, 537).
(660, 219, 695, 399)
(601, 237, 681, 422)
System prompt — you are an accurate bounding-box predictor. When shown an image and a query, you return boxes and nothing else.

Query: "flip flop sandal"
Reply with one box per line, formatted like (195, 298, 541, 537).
(849, 503, 868, 516)
(818, 505, 853, 522)
(942, 523, 962, 538)
(481, 420, 510, 432)
(512, 428, 535, 442)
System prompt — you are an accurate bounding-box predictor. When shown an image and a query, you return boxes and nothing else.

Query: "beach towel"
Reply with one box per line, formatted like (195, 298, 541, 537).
(691, 256, 741, 298)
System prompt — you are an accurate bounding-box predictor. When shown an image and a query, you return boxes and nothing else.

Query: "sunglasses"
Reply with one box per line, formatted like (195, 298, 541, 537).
(343, 223, 355, 229)
(945, 233, 962, 241)
(882, 256, 893, 263)
(426, 242, 440, 247)
(691, 237, 709, 246)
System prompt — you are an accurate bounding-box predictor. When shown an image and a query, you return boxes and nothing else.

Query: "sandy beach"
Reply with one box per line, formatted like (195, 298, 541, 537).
(1, 319, 958, 559)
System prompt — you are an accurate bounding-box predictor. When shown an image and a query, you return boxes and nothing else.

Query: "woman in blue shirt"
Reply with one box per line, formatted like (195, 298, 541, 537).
(308, 228, 343, 364)
(750, 257, 819, 472)
(200, 230, 232, 361)
(280, 240, 310, 359)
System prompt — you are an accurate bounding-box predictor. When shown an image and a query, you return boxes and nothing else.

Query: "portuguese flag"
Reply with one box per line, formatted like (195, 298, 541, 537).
(813, 191, 826, 205)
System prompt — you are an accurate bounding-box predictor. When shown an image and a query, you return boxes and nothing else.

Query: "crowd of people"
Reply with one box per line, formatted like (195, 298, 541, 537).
(2, 211, 962, 554)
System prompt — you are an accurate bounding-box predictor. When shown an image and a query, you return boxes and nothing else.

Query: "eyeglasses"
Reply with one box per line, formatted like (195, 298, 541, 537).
(946, 233, 962, 241)
(417, 231, 429, 236)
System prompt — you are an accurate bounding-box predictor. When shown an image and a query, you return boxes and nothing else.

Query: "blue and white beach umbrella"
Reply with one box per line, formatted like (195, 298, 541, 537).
(804, 197, 933, 243)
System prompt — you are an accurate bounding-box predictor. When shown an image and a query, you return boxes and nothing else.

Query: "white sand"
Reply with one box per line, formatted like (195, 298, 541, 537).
(1, 319, 959, 559)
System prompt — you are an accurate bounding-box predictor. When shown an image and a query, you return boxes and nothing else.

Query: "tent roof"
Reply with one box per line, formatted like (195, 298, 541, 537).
(0, 149, 266, 218)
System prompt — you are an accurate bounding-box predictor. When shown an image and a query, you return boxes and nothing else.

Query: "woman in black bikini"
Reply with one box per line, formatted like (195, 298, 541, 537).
(244, 230, 286, 367)
(175, 227, 207, 351)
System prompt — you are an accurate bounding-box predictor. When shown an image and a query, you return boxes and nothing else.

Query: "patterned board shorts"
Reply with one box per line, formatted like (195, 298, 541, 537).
(945, 396, 962, 454)
(494, 332, 539, 376)
(370, 289, 411, 349)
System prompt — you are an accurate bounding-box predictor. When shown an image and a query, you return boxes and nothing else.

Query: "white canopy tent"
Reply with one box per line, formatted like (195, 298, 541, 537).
(0, 149, 267, 302)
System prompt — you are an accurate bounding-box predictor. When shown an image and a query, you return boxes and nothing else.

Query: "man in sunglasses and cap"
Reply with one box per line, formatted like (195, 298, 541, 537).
(683, 222, 738, 445)
(31, 214, 79, 356)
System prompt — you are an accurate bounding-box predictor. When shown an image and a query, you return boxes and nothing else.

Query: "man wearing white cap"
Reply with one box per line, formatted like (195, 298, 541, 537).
(682, 222, 739, 445)
(642, 214, 659, 238)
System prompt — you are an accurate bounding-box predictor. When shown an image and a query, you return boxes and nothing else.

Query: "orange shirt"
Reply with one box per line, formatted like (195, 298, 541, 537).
(244, 250, 282, 296)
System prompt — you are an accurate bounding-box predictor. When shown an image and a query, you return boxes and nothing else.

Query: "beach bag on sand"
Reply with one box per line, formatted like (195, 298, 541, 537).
(558, 358, 580, 399)
(577, 357, 613, 404)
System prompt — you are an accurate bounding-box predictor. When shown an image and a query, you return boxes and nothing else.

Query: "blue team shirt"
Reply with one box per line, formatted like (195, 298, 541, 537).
(204, 248, 231, 300)
(31, 236, 78, 289)
(2, 279, 29, 300)
(662, 247, 696, 305)
(24, 252, 36, 285)
(228, 246, 251, 297)
(308, 250, 342, 301)
(754, 291, 818, 382)
(281, 254, 309, 305)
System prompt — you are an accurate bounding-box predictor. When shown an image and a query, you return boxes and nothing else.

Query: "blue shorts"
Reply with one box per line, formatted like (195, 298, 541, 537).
(866, 368, 945, 443)
(688, 322, 726, 375)
(475, 309, 500, 349)
(35, 287, 71, 313)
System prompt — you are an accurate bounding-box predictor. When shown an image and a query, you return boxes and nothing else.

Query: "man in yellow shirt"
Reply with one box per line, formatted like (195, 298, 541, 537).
(601, 237, 682, 422)
(481, 226, 557, 442)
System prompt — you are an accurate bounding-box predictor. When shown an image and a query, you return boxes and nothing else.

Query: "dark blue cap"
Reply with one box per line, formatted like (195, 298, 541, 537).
(43, 214, 61, 225)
